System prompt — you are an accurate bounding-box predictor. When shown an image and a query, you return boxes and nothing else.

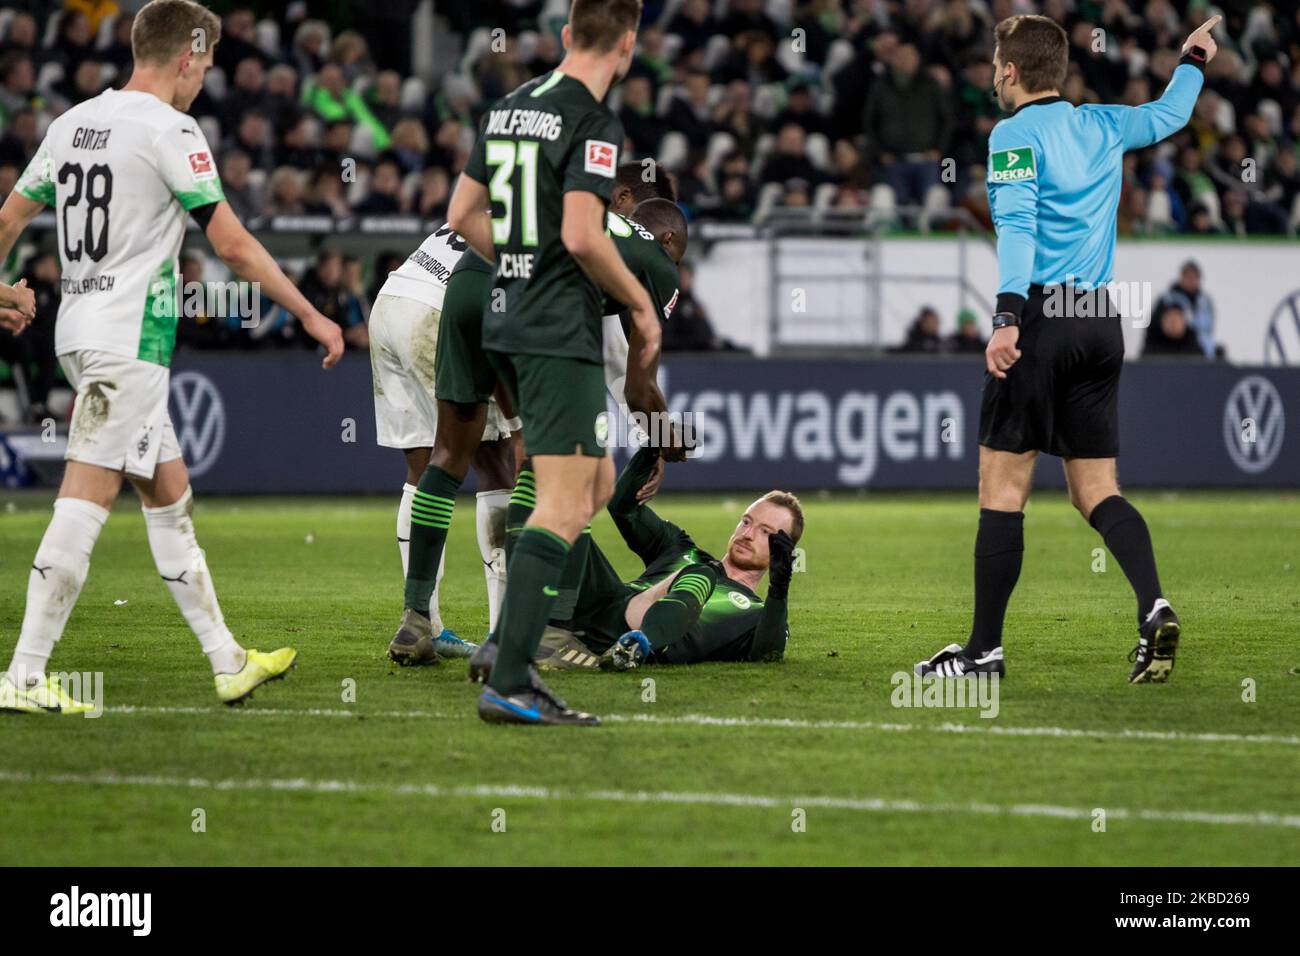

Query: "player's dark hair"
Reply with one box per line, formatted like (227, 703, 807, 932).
(760, 491, 804, 544)
(994, 14, 1068, 93)
(569, 0, 642, 53)
(615, 160, 676, 203)
(132, 0, 222, 66)
(630, 198, 687, 242)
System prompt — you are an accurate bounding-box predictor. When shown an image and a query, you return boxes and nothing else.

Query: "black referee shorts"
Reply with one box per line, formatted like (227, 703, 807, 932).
(979, 285, 1125, 459)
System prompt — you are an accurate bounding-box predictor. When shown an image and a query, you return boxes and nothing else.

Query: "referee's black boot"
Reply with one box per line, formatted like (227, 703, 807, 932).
(915, 644, 1005, 678)
(1128, 599, 1180, 684)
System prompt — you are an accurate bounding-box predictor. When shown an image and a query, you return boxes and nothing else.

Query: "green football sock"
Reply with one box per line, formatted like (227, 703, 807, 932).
(550, 525, 591, 622)
(640, 564, 717, 650)
(503, 458, 535, 566)
(489, 526, 570, 693)
(403, 465, 462, 615)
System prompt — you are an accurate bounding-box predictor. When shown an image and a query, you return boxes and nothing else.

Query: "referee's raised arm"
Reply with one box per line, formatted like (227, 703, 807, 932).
(911, 13, 1223, 686)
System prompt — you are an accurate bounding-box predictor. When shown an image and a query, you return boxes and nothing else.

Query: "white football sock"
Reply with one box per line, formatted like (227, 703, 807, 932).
(397, 482, 416, 577)
(6, 497, 109, 688)
(142, 487, 244, 675)
(477, 489, 510, 635)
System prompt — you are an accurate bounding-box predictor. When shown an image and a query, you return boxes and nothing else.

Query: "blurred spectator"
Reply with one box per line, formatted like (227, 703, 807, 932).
(0, 53, 39, 126)
(50, 11, 94, 76)
(948, 309, 986, 354)
(1143, 304, 1205, 358)
(226, 110, 274, 172)
(863, 43, 951, 207)
(893, 306, 943, 354)
(666, 68, 716, 149)
(367, 71, 406, 132)
(760, 123, 824, 187)
(304, 164, 351, 218)
(219, 150, 262, 222)
(1154, 261, 1217, 358)
(667, 0, 719, 56)
(368, 251, 405, 304)
(352, 157, 405, 215)
(0, 107, 38, 168)
(302, 63, 390, 153)
(619, 74, 667, 156)
(51, 59, 106, 113)
(221, 57, 267, 137)
(662, 262, 739, 351)
(297, 248, 368, 350)
(415, 166, 451, 218)
(263, 64, 302, 136)
(0, 13, 39, 60)
(0, 250, 59, 422)
(265, 167, 307, 217)
(772, 78, 830, 138)
(102, 13, 135, 73)
(216, 8, 270, 75)
(714, 29, 787, 87)
(175, 251, 236, 351)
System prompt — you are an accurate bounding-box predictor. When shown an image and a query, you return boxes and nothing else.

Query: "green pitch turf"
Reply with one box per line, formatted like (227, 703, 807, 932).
(0, 488, 1297, 865)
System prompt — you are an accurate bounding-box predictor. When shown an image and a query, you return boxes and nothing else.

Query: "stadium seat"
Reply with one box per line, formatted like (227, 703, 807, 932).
(400, 77, 426, 112)
(203, 65, 227, 99)
(94, 12, 116, 51)
(256, 19, 282, 58)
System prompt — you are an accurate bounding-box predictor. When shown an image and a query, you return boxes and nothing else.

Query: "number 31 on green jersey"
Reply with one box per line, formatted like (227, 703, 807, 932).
(485, 139, 539, 247)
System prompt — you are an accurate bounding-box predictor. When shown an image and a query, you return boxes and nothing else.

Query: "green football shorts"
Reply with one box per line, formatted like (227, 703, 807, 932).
(485, 350, 608, 458)
(434, 265, 497, 405)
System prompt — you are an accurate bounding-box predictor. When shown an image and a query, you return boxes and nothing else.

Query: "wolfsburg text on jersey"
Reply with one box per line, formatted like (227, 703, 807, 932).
(483, 108, 563, 140)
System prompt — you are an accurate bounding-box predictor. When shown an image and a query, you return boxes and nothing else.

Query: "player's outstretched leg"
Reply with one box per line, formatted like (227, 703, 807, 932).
(603, 564, 718, 671)
(0, 494, 108, 714)
(917, 448, 1033, 678)
(136, 472, 295, 706)
(1066, 458, 1180, 683)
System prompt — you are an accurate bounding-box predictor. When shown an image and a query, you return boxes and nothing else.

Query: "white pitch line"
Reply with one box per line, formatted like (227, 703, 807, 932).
(0, 769, 1297, 831)
(98, 704, 1300, 748)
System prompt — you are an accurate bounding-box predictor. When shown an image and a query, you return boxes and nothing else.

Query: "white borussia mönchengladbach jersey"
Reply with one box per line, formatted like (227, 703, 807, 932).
(377, 224, 468, 311)
(15, 89, 225, 368)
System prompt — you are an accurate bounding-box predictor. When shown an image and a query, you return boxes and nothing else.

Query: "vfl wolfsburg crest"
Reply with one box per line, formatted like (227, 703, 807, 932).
(988, 147, 1037, 183)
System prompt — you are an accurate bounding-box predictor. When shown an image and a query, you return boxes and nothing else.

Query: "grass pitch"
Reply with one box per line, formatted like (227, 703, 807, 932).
(1, 488, 1297, 865)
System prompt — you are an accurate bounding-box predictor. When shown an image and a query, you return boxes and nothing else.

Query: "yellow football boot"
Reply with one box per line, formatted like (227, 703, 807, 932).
(214, 647, 297, 706)
(0, 673, 93, 715)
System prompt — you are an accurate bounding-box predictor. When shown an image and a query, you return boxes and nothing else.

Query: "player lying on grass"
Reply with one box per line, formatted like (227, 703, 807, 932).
(0, 0, 343, 714)
(368, 220, 523, 661)
(476, 445, 799, 677)
(388, 166, 686, 667)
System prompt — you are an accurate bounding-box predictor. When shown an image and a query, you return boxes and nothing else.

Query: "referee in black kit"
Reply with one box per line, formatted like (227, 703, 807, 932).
(916, 14, 1224, 683)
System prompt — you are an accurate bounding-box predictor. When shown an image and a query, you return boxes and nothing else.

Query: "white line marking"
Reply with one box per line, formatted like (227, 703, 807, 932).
(1, 769, 1296, 830)
(97, 705, 1300, 747)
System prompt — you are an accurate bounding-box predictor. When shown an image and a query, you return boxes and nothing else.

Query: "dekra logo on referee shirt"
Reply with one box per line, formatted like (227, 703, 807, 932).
(988, 147, 1037, 183)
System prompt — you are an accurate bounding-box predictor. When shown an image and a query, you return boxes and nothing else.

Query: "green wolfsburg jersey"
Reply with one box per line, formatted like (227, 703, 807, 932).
(602, 212, 679, 321)
(463, 70, 624, 363)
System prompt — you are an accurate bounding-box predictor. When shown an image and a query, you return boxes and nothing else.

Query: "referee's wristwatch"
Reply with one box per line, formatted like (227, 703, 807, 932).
(991, 311, 1020, 331)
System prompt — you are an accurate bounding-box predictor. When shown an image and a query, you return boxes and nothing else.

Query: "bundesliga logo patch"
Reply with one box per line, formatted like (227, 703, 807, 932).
(584, 139, 616, 178)
(988, 146, 1037, 183)
(187, 150, 215, 181)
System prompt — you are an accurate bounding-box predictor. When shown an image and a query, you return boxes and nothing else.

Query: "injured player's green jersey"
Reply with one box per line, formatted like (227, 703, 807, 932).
(567, 447, 789, 664)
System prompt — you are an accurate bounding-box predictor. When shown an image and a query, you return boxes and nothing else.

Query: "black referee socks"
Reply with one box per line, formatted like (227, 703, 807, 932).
(1089, 495, 1164, 624)
(965, 509, 1025, 657)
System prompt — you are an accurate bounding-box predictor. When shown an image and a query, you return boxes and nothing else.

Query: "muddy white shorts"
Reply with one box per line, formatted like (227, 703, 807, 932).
(369, 293, 513, 449)
(59, 349, 182, 479)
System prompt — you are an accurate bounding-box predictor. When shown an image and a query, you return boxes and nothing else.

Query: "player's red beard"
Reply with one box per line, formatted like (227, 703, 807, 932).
(726, 537, 767, 572)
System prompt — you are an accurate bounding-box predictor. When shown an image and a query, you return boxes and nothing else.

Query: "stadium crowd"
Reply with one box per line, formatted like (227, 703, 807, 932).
(0, 0, 1294, 401)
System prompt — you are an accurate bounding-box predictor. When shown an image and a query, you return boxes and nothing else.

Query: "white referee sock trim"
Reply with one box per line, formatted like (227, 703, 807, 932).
(8, 497, 110, 688)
